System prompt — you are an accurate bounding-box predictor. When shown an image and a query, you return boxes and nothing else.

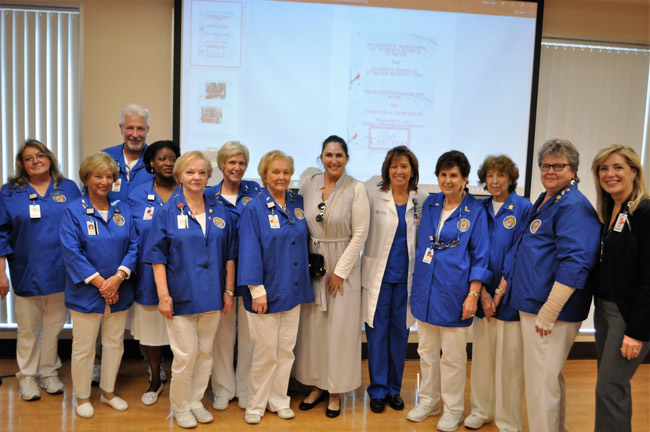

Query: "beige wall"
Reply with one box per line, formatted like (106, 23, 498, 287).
(25, 0, 648, 157)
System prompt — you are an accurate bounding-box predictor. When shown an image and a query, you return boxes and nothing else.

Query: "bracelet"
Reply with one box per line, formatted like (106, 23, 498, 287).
(467, 291, 479, 297)
(224, 289, 235, 297)
(116, 272, 125, 281)
(159, 296, 172, 304)
(495, 288, 503, 296)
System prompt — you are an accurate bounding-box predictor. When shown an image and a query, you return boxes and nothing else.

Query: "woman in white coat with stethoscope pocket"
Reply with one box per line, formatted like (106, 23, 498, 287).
(362, 146, 428, 414)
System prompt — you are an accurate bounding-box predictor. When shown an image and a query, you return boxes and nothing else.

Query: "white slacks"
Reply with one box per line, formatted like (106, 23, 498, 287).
(211, 297, 253, 400)
(416, 320, 467, 416)
(165, 310, 220, 413)
(520, 311, 580, 432)
(70, 306, 128, 399)
(246, 305, 300, 417)
(15, 292, 66, 379)
(469, 317, 524, 431)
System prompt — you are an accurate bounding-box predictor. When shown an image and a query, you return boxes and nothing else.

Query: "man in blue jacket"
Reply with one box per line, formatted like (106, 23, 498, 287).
(102, 103, 153, 204)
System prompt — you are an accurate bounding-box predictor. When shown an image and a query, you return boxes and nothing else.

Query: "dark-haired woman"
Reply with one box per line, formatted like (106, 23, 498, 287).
(0, 139, 80, 401)
(464, 155, 532, 431)
(407, 150, 490, 432)
(591, 145, 650, 432)
(362, 146, 427, 414)
(293, 135, 370, 418)
(128, 140, 180, 406)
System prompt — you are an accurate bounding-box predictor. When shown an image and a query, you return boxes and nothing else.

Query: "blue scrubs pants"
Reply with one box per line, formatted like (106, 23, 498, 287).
(365, 281, 409, 399)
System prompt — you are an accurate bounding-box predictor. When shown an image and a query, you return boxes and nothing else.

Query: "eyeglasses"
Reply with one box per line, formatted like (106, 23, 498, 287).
(23, 153, 48, 164)
(539, 163, 568, 172)
(315, 202, 326, 222)
(434, 238, 459, 250)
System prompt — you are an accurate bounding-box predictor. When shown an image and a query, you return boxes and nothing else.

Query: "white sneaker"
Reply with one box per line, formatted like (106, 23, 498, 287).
(38, 376, 64, 394)
(406, 403, 440, 422)
(237, 397, 248, 409)
(190, 405, 214, 423)
(19, 376, 41, 401)
(212, 396, 230, 410)
(245, 413, 262, 424)
(464, 412, 489, 429)
(437, 411, 464, 432)
(91, 364, 101, 386)
(100, 394, 128, 411)
(175, 410, 198, 429)
(146, 364, 168, 382)
(276, 408, 295, 419)
(75, 401, 94, 418)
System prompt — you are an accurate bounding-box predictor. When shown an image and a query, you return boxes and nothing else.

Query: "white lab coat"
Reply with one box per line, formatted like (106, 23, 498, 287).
(361, 186, 428, 328)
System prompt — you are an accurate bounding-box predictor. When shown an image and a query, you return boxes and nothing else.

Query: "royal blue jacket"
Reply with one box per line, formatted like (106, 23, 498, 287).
(0, 179, 81, 296)
(505, 182, 600, 322)
(477, 192, 532, 321)
(128, 180, 181, 306)
(60, 196, 138, 313)
(143, 191, 236, 315)
(237, 188, 314, 314)
(102, 143, 153, 204)
(411, 192, 491, 327)
(207, 180, 261, 295)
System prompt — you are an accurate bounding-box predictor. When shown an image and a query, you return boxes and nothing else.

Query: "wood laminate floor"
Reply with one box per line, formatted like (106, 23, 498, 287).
(0, 359, 647, 431)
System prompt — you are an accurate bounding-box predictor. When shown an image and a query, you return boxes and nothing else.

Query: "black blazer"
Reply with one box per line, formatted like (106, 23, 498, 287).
(597, 198, 650, 341)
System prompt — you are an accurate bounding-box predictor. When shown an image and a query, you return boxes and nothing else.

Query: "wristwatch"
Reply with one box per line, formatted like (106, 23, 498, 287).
(468, 291, 479, 297)
(225, 289, 235, 297)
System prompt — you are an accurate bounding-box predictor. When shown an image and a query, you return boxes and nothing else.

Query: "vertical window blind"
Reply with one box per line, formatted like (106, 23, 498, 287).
(0, 5, 81, 328)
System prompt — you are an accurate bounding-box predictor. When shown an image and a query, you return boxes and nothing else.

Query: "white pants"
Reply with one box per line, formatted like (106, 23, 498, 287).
(469, 317, 524, 431)
(211, 297, 253, 399)
(246, 305, 300, 417)
(520, 311, 580, 432)
(15, 292, 67, 379)
(166, 311, 220, 413)
(70, 306, 128, 399)
(416, 320, 467, 416)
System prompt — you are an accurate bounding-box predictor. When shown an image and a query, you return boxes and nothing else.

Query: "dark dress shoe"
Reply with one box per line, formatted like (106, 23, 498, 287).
(369, 398, 386, 413)
(386, 394, 404, 410)
(325, 407, 340, 418)
(299, 391, 328, 411)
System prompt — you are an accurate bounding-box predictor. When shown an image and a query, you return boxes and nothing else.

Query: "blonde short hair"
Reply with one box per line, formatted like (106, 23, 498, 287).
(217, 141, 250, 171)
(173, 151, 213, 182)
(79, 152, 119, 184)
(257, 150, 294, 186)
(591, 144, 648, 223)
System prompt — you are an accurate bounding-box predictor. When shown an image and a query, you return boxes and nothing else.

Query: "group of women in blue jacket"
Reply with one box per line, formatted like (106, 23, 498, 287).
(0, 135, 647, 432)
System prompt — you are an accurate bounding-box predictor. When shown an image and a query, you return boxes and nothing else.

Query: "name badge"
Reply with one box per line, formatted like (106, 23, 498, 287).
(147, 194, 156, 201)
(268, 214, 280, 229)
(177, 214, 189, 229)
(143, 207, 154, 220)
(29, 204, 41, 219)
(87, 220, 98, 236)
(422, 247, 434, 264)
(112, 178, 122, 192)
(613, 213, 627, 232)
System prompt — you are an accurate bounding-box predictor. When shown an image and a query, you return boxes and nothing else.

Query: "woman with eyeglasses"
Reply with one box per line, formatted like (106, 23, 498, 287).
(0, 139, 81, 402)
(500, 139, 600, 432)
(591, 145, 650, 432)
(406, 150, 490, 432)
(293, 135, 370, 418)
(237, 150, 313, 425)
(361, 146, 428, 414)
(464, 155, 532, 431)
(127, 140, 181, 406)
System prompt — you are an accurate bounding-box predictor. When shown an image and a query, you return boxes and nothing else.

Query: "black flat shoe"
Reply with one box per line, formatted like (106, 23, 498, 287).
(386, 394, 404, 410)
(325, 407, 340, 418)
(370, 398, 386, 413)
(299, 390, 328, 411)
